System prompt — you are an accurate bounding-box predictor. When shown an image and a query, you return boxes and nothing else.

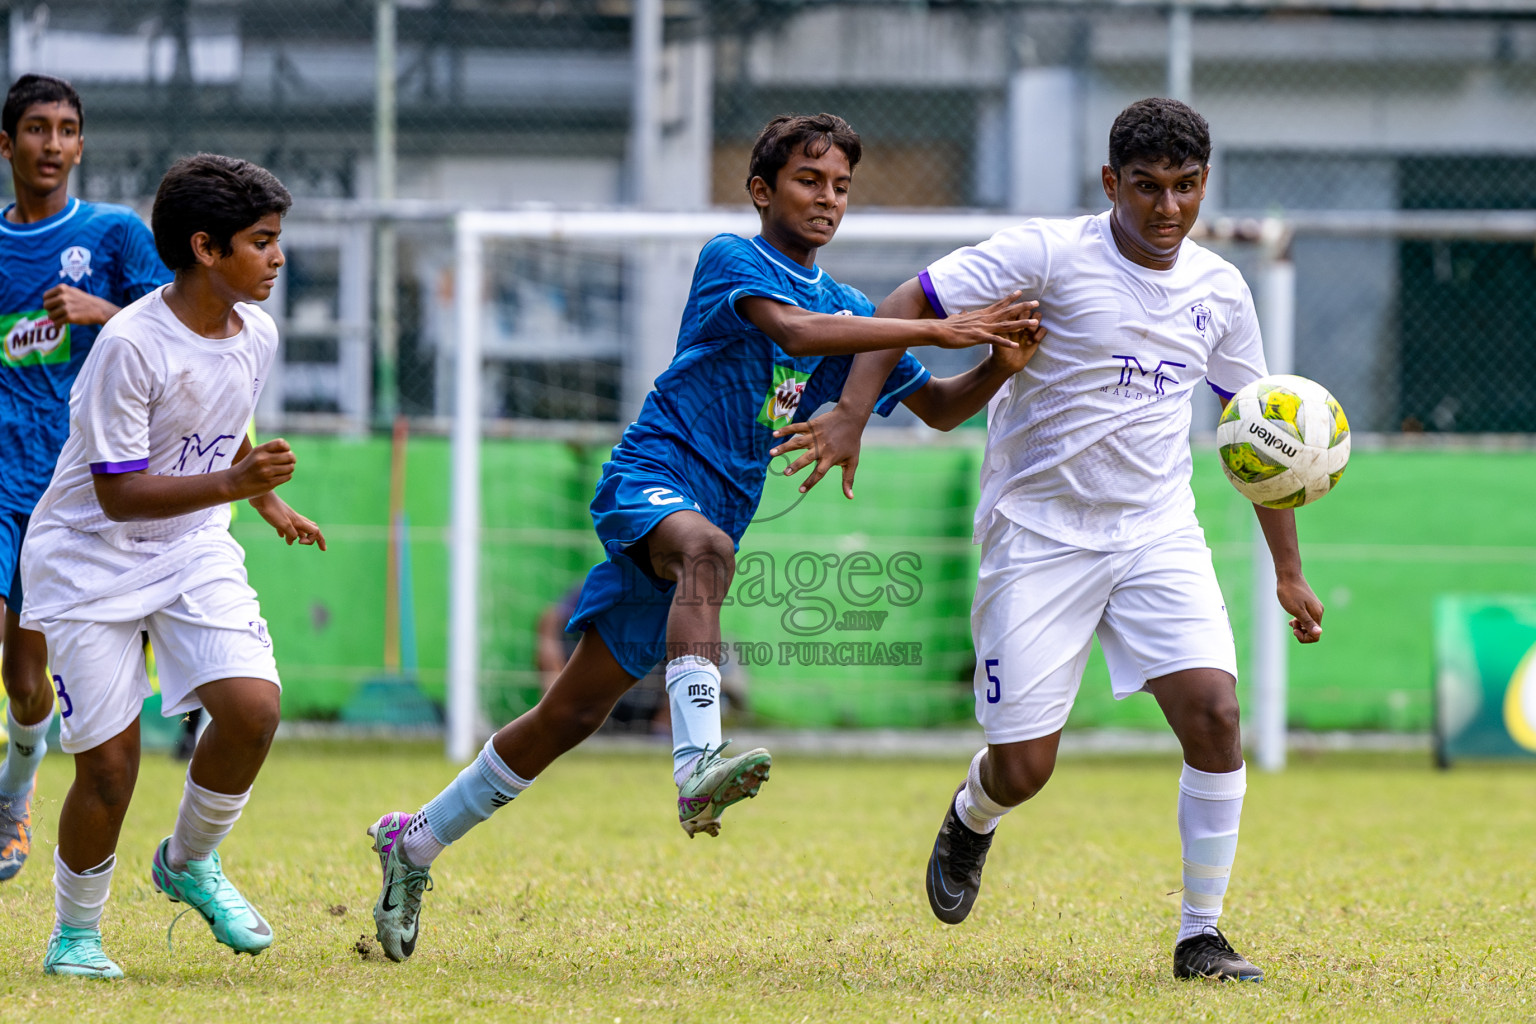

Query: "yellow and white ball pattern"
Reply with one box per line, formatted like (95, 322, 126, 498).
(1217, 373, 1350, 509)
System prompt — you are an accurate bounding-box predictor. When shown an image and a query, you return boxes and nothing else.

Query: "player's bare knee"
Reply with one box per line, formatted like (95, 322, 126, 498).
(0, 665, 50, 717)
(209, 696, 280, 754)
(1191, 693, 1241, 746)
(1, 650, 52, 718)
(674, 533, 735, 598)
(986, 750, 1055, 806)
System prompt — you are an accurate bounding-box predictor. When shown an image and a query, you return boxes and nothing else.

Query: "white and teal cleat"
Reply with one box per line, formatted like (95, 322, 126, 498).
(150, 838, 273, 955)
(676, 740, 772, 838)
(43, 925, 123, 979)
(367, 811, 434, 963)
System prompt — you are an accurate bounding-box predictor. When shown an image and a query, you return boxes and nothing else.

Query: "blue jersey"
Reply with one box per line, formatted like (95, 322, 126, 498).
(607, 233, 930, 539)
(0, 197, 170, 515)
(571, 233, 932, 677)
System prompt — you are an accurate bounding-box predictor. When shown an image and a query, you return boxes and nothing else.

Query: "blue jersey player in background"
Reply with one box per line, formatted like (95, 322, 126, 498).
(363, 113, 1044, 963)
(0, 74, 171, 882)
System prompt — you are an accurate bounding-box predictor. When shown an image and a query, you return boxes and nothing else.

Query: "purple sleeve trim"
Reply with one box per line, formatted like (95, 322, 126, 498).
(1208, 382, 1236, 406)
(918, 269, 948, 319)
(90, 458, 149, 475)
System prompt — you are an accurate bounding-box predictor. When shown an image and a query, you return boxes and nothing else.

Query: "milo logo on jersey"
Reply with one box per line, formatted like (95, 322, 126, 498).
(755, 364, 811, 429)
(0, 310, 69, 368)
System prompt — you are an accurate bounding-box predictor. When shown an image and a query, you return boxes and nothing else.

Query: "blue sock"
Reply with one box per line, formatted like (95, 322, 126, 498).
(1, 707, 51, 797)
(665, 655, 722, 782)
(419, 739, 532, 846)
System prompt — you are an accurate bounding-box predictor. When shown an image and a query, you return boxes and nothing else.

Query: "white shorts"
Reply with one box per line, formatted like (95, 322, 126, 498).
(971, 514, 1237, 745)
(36, 572, 281, 755)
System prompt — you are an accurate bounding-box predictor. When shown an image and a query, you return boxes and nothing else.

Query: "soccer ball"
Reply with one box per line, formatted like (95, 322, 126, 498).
(1216, 374, 1350, 509)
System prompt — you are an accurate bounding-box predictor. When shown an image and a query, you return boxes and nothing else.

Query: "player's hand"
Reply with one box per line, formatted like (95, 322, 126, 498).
(769, 403, 867, 498)
(1277, 574, 1324, 643)
(988, 311, 1047, 375)
(250, 492, 327, 550)
(230, 438, 297, 498)
(936, 292, 1039, 351)
(43, 284, 120, 326)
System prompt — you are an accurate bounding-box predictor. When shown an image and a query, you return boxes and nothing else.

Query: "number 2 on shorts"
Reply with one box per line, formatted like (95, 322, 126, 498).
(984, 659, 1001, 704)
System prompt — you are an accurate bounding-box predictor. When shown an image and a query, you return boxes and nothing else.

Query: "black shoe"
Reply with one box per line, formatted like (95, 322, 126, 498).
(1173, 927, 1264, 982)
(925, 787, 994, 925)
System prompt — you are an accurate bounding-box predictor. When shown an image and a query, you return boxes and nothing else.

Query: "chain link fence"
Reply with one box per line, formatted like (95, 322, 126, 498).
(4, 0, 1534, 432)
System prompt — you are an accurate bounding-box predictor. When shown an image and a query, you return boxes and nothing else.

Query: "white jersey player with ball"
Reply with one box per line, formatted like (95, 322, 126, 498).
(855, 98, 1326, 983)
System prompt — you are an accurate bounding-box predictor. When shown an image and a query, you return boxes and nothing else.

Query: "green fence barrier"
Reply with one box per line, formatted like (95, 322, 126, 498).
(238, 437, 1536, 733)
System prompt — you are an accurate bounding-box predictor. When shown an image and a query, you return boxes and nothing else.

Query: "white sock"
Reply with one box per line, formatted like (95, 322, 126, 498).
(955, 749, 1011, 834)
(400, 813, 448, 868)
(412, 739, 533, 867)
(53, 850, 115, 932)
(665, 655, 722, 785)
(1176, 762, 1247, 944)
(167, 774, 250, 871)
(1, 706, 52, 796)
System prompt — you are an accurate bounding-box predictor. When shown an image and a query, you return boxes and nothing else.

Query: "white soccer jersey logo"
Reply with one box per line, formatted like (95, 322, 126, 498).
(59, 245, 93, 283)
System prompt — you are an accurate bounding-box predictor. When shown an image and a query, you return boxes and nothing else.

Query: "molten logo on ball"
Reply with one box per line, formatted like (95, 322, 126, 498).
(1217, 374, 1350, 509)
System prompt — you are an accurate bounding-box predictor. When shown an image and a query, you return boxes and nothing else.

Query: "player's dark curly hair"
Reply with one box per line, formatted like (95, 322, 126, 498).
(152, 154, 292, 271)
(1107, 98, 1211, 173)
(745, 113, 862, 206)
(3, 74, 83, 139)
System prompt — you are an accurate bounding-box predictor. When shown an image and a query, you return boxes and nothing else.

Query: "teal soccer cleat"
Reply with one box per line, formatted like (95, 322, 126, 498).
(151, 838, 273, 955)
(368, 811, 434, 962)
(43, 925, 123, 979)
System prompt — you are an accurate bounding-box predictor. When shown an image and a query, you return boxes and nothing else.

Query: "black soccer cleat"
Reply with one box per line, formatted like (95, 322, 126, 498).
(925, 787, 994, 925)
(1173, 927, 1264, 982)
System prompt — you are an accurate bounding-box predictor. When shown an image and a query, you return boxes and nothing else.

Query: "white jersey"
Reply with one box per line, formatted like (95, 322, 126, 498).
(922, 211, 1267, 550)
(20, 286, 277, 622)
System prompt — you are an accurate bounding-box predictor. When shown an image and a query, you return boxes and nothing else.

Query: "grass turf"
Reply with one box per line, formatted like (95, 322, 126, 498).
(1, 740, 1532, 1022)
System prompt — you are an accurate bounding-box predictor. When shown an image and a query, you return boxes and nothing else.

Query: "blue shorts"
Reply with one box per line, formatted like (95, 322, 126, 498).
(0, 512, 27, 612)
(568, 465, 728, 678)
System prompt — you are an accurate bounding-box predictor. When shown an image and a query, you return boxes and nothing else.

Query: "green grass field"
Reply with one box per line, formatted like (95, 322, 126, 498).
(2, 740, 1532, 1023)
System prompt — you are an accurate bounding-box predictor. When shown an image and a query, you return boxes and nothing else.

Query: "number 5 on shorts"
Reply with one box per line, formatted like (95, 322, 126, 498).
(984, 659, 1001, 704)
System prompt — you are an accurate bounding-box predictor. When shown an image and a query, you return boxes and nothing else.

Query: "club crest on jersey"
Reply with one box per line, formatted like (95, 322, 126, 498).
(1191, 302, 1211, 337)
(0, 310, 69, 366)
(59, 246, 93, 283)
(756, 364, 811, 429)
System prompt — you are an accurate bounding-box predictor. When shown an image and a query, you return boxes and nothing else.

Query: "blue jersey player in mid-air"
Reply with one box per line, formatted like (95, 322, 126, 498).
(0, 74, 171, 883)
(363, 112, 1046, 963)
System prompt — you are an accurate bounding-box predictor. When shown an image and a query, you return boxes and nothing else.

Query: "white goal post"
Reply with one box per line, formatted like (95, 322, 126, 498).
(446, 209, 1299, 765)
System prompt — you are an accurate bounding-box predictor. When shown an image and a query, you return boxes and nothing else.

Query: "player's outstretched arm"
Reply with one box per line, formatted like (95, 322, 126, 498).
(769, 347, 904, 498)
(738, 291, 1036, 358)
(768, 277, 1035, 494)
(1253, 504, 1324, 643)
(904, 323, 1043, 431)
(93, 435, 297, 522)
(249, 491, 326, 550)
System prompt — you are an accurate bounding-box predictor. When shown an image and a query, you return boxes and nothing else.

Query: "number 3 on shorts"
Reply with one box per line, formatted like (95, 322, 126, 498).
(53, 673, 74, 719)
(984, 659, 1001, 704)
